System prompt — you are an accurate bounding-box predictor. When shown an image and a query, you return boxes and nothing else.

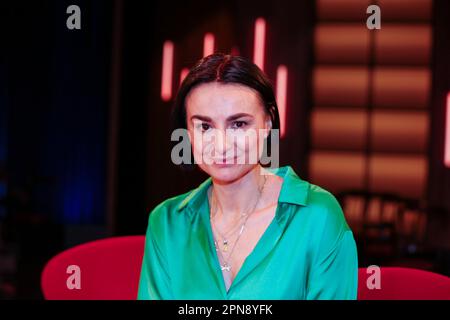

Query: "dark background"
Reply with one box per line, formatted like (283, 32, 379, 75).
(1, 0, 449, 299)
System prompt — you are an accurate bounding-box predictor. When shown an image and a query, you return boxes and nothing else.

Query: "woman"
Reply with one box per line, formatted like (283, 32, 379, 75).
(137, 53, 358, 300)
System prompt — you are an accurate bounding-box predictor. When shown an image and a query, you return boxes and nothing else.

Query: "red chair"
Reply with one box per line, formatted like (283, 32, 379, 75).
(41, 235, 145, 300)
(358, 267, 450, 300)
(42, 235, 450, 300)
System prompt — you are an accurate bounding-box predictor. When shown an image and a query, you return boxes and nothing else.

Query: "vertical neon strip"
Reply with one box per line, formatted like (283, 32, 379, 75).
(445, 92, 450, 167)
(253, 18, 266, 71)
(161, 40, 174, 101)
(203, 33, 215, 57)
(180, 68, 189, 85)
(276, 65, 288, 138)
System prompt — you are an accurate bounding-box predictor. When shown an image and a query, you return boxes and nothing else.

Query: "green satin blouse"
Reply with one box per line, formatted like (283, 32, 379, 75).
(137, 165, 358, 300)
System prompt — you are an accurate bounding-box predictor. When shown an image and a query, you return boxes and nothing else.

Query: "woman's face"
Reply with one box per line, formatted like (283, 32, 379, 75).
(185, 82, 272, 183)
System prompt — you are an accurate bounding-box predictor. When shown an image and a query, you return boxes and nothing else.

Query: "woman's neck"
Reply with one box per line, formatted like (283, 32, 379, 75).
(209, 165, 269, 224)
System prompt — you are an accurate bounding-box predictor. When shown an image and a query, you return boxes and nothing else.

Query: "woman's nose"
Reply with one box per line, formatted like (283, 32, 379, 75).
(212, 129, 233, 156)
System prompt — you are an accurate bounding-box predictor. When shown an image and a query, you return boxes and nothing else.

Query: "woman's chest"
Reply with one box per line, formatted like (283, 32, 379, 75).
(166, 203, 312, 299)
(214, 203, 278, 288)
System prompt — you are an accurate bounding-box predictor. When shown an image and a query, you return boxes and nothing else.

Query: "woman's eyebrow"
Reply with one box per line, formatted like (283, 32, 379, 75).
(190, 113, 254, 122)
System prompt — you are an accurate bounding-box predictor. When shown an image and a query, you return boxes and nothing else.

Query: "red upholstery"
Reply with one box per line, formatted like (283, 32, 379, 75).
(41, 235, 145, 300)
(42, 235, 450, 300)
(358, 267, 450, 300)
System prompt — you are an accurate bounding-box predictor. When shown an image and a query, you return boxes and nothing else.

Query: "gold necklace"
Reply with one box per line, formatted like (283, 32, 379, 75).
(209, 174, 267, 272)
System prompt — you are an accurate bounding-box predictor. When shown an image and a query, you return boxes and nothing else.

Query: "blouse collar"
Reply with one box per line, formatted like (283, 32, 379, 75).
(176, 165, 310, 218)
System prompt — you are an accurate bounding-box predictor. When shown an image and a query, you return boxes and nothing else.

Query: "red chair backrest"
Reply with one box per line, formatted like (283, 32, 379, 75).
(42, 235, 450, 300)
(358, 267, 450, 300)
(41, 235, 145, 300)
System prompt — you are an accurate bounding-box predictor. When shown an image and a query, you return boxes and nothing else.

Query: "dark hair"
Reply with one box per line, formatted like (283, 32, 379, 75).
(170, 52, 281, 171)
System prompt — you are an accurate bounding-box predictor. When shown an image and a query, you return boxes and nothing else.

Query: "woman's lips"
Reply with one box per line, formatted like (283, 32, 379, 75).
(212, 157, 238, 165)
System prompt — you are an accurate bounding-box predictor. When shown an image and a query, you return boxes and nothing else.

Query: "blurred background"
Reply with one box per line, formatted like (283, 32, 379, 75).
(1, 0, 450, 299)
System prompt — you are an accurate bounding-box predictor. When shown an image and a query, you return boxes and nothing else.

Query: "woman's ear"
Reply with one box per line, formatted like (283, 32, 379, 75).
(264, 116, 272, 139)
(266, 117, 272, 130)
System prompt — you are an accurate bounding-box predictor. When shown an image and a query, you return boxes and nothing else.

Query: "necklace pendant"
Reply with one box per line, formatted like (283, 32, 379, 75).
(223, 240, 228, 252)
(221, 264, 231, 272)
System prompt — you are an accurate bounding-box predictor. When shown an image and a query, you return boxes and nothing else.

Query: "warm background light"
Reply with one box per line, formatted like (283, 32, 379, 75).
(203, 33, 215, 57)
(445, 92, 450, 167)
(161, 40, 174, 101)
(276, 65, 288, 138)
(253, 18, 266, 71)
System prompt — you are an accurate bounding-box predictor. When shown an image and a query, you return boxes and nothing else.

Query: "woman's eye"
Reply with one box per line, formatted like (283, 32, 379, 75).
(198, 123, 211, 132)
(231, 121, 247, 129)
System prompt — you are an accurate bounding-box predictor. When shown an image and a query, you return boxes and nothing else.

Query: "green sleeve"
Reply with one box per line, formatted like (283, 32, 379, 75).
(306, 194, 359, 300)
(137, 211, 173, 300)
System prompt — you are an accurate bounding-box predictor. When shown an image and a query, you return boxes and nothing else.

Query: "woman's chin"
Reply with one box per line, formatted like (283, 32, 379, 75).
(204, 163, 254, 184)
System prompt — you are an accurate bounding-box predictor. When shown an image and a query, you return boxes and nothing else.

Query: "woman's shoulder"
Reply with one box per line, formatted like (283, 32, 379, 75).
(147, 190, 193, 223)
(141, 190, 195, 251)
(302, 182, 351, 234)
(300, 182, 355, 256)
